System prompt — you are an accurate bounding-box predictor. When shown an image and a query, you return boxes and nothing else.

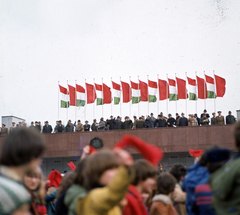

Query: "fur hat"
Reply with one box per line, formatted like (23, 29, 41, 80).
(114, 135, 163, 167)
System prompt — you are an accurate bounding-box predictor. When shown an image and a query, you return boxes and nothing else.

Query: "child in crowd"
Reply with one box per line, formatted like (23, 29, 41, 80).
(150, 173, 178, 215)
(0, 128, 46, 215)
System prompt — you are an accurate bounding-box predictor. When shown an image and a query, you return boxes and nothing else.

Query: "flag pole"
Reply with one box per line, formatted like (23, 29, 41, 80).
(93, 78, 95, 121)
(213, 70, 216, 113)
(75, 80, 77, 122)
(204, 71, 206, 110)
(157, 74, 159, 114)
(129, 76, 131, 119)
(195, 71, 198, 115)
(166, 74, 169, 115)
(85, 79, 87, 122)
(120, 77, 122, 118)
(175, 73, 177, 115)
(58, 81, 60, 121)
(147, 75, 149, 115)
(67, 80, 69, 124)
(102, 78, 104, 118)
(111, 77, 113, 116)
(185, 72, 187, 116)
(138, 75, 140, 117)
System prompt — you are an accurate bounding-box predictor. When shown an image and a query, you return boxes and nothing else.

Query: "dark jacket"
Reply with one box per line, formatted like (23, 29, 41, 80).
(179, 117, 188, 126)
(167, 118, 176, 127)
(122, 120, 132, 129)
(145, 118, 151, 128)
(107, 119, 116, 130)
(84, 124, 90, 131)
(226, 115, 236, 124)
(195, 117, 200, 126)
(91, 123, 98, 131)
(115, 120, 122, 129)
(155, 118, 167, 127)
(200, 113, 210, 119)
(182, 162, 209, 215)
(98, 121, 106, 131)
(149, 117, 156, 128)
(42, 125, 53, 133)
(200, 117, 209, 126)
(56, 124, 65, 133)
(136, 121, 145, 129)
(65, 124, 74, 132)
(45, 189, 58, 215)
(211, 117, 216, 125)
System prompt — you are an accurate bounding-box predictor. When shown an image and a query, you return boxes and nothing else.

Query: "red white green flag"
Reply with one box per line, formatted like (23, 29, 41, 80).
(205, 75, 216, 98)
(148, 80, 157, 103)
(76, 84, 85, 106)
(187, 77, 197, 100)
(130, 81, 140, 104)
(59, 85, 69, 108)
(139, 80, 148, 102)
(168, 78, 177, 101)
(112, 81, 121, 105)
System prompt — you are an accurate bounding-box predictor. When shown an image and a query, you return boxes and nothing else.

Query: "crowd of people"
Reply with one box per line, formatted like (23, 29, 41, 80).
(0, 109, 237, 136)
(0, 121, 240, 215)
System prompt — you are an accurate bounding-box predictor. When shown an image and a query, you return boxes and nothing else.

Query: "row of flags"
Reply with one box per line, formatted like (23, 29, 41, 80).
(59, 74, 226, 108)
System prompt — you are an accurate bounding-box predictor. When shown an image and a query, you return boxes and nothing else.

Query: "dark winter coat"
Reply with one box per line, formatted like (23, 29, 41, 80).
(115, 120, 122, 129)
(42, 125, 53, 133)
(226, 115, 236, 124)
(65, 124, 74, 132)
(122, 120, 132, 129)
(84, 124, 90, 131)
(136, 121, 145, 129)
(167, 118, 176, 127)
(179, 117, 188, 126)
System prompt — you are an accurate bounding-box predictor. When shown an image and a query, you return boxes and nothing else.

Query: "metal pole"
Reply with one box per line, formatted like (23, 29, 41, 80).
(166, 74, 169, 115)
(157, 74, 159, 114)
(85, 79, 87, 122)
(129, 76, 131, 118)
(120, 77, 122, 118)
(204, 71, 206, 110)
(67, 80, 69, 124)
(111, 77, 113, 116)
(147, 75, 149, 115)
(138, 75, 140, 117)
(102, 78, 104, 118)
(75, 80, 77, 122)
(213, 70, 216, 113)
(195, 72, 198, 115)
(185, 72, 187, 116)
(175, 73, 177, 115)
(58, 81, 60, 120)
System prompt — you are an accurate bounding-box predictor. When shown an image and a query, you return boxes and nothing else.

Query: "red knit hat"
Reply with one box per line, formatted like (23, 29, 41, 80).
(47, 170, 62, 188)
(114, 135, 163, 167)
(189, 149, 204, 158)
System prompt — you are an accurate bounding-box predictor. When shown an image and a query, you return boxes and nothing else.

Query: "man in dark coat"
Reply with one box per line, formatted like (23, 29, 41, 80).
(179, 113, 188, 126)
(226, 111, 236, 124)
(106, 115, 116, 130)
(56, 120, 64, 132)
(200, 114, 209, 126)
(155, 114, 167, 128)
(91, 119, 98, 131)
(211, 112, 216, 125)
(34, 121, 41, 132)
(115, 116, 122, 129)
(167, 114, 176, 127)
(149, 113, 156, 128)
(98, 118, 106, 131)
(176, 113, 180, 126)
(65, 120, 74, 132)
(84, 120, 91, 131)
(122, 116, 132, 129)
(42, 121, 53, 133)
(200, 109, 210, 119)
(136, 117, 146, 128)
(145, 115, 151, 128)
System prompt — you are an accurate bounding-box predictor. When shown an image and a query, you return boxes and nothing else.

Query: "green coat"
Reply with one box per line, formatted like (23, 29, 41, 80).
(208, 155, 240, 215)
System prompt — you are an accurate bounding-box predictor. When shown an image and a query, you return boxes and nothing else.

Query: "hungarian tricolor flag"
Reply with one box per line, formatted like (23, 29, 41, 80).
(158, 79, 169, 100)
(68, 85, 76, 106)
(59, 85, 69, 108)
(95, 83, 103, 105)
(148, 80, 157, 103)
(76, 84, 85, 106)
(86, 83, 96, 104)
(112, 81, 121, 105)
(176, 77, 188, 99)
(214, 75, 226, 97)
(130, 81, 140, 104)
(139, 80, 148, 102)
(168, 78, 178, 101)
(103, 83, 111, 104)
(205, 75, 216, 98)
(187, 77, 197, 100)
(196, 76, 207, 99)
(121, 81, 131, 103)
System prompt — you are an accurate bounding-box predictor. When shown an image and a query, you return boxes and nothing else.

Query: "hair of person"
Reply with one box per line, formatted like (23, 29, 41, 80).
(0, 127, 46, 166)
(56, 172, 77, 199)
(74, 150, 119, 191)
(206, 161, 226, 174)
(233, 121, 240, 151)
(24, 166, 46, 205)
(198, 145, 220, 167)
(156, 172, 177, 195)
(132, 159, 158, 186)
(169, 163, 186, 182)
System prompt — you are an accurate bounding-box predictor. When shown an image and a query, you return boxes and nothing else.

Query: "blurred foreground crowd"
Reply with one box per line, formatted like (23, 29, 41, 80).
(0, 109, 236, 136)
(0, 121, 240, 215)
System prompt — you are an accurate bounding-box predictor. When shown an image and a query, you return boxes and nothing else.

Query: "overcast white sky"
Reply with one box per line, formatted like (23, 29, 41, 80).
(0, 0, 240, 127)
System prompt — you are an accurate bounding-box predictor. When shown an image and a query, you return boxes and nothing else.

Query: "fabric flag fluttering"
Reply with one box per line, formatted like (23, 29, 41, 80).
(139, 80, 148, 102)
(168, 78, 178, 101)
(196, 76, 207, 99)
(176, 77, 188, 99)
(148, 80, 157, 103)
(205, 75, 216, 98)
(214, 75, 226, 97)
(103, 83, 111, 104)
(95, 83, 103, 105)
(121, 81, 131, 103)
(187, 77, 197, 100)
(130, 81, 140, 104)
(158, 79, 169, 100)
(76, 84, 85, 106)
(112, 81, 121, 105)
(68, 85, 76, 106)
(86, 83, 96, 104)
(59, 85, 69, 108)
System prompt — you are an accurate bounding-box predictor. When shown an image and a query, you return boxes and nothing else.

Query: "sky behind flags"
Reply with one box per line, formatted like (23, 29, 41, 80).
(1, 0, 240, 126)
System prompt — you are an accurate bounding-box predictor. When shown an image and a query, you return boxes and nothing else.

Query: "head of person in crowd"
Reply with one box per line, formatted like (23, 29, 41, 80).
(2, 123, 5, 128)
(117, 116, 121, 121)
(133, 116, 137, 120)
(59, 120, 62, 125)
(168, 113, 172, 118)
(110, 115, 114, 120)
(12, 122, 16, 127)
(157, 114, 161, 119)
(151, 113, 154, 118)
(217, 111, 222, 116)
(170, 164, 187, 183)
(45, 121, 49, 126)
(68, 120, 72, 125)
(159, 163, 163, 169)
(194, 113, 198, 118)
(19, 122, 22, 127)
(203, 113, 207, 118)
(93, 119, 96, 123)
(0, 128, 46, 179)
(212, 112, 216, 117)
(146, 115, 150, 119)
(169, 166, 172, 171)
(132, 160, 158, 193)
(181, 113, 185, 118)
(233, 121, 240, 152)
(100, 117, 104, 122)
(188, 114, 192, 119)
(124, 116, 128, 121)
(38, 121, 41, 126)
(203, 109, 207, 114)
(56, 120, 59, 125)
(139, 116, 142, 121)
(77, 120, 81, 125)
(31, 121, 34, 126)
(156, 172, 177, 196)
(176, 113, 179, 118)
(35, 121, 38, 126)
(228, 111, 232, 116)
(85, 120, 88, 124)
(142, 115, 145, 120)
(23, 166, 46, 205)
